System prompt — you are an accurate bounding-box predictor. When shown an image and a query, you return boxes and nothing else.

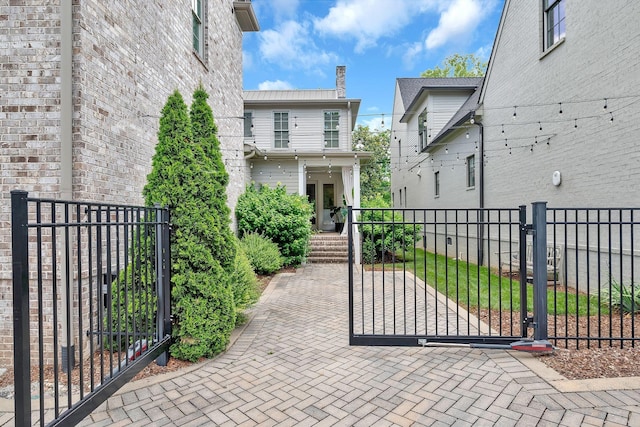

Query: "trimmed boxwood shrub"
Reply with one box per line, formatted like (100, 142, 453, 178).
(240, 232, 283, 274)
(236, 184, 313, 266)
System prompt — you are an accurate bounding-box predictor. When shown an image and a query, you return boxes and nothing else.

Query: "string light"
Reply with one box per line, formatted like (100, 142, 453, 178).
(512, 106, 517, 120)
(574, 119, 578, 128)
(603, 98, 608, 110)
(558, 102, 563, 114)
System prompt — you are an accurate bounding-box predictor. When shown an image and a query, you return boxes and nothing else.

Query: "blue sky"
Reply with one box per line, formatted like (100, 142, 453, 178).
(242, 0, 503, 128)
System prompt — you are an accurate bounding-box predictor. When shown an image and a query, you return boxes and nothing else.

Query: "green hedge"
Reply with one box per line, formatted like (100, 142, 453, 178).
(236, 184, 313, 266)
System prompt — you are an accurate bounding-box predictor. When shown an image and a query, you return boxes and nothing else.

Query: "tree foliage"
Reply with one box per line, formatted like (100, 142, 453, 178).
(421, 53, 487, 78)
(353, 125, 391, 205)
(143, 89, 236, 361)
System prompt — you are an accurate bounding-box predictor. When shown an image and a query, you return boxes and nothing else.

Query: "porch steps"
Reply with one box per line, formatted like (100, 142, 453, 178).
(307, 233, 349, 263)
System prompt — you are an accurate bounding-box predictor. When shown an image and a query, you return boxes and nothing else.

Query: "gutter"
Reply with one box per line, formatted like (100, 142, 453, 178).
(476, 119, 485, 266)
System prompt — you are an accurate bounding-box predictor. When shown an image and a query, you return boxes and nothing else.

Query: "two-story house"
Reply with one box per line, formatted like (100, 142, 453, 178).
(390, 78, 481, 209)
(0, 0, 258, 367)
(390, 0, 640, 288)
(243, 66, 370, 232)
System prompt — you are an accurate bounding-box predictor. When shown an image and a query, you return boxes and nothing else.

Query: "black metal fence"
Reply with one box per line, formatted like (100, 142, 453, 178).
(348, 203, 640, 350)
(11, 190, 171, 426)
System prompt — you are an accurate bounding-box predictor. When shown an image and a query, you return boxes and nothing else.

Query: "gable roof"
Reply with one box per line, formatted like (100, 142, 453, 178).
(430, 86, 481, 146)
(397, 77, 482, 122)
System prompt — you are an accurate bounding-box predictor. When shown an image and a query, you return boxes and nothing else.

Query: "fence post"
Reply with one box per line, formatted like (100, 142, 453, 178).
(518, 205, 528, 338)
(11, 190, 31, 425)
(532, 201, 548, 341)
(348, 206, 354, 345)
(155, 205, 171, 366)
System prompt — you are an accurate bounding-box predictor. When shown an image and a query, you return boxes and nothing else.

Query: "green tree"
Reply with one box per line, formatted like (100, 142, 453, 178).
(421, 53, 487, 78)
(352, 125, 391, 205)
(143, 89, 235, 361)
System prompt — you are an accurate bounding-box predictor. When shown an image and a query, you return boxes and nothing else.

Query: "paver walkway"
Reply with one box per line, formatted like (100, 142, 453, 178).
(72, 264, 640, 426)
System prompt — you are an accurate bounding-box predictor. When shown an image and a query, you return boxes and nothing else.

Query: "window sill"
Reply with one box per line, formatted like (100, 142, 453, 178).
(540, 37, 565, 60)
(192, 50, 208, 70)
(466, 186, 475, 191)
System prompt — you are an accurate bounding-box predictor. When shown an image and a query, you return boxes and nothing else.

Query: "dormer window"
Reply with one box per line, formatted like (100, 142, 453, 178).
(418, 108, 428, 151)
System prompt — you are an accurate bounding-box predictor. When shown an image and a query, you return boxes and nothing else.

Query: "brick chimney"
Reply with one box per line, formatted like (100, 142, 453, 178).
(336, 65, 346, 98)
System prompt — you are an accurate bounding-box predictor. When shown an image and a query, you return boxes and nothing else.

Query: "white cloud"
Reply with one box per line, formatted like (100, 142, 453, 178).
(425, 0, 486, 50)
(313, 0, 416, 53)
(402, 42, 425, 69)
(359, 116, 386, 131)
(258, 80, 294, 90)
(259, 20, 339, 70)
(271, 0, 300, 22)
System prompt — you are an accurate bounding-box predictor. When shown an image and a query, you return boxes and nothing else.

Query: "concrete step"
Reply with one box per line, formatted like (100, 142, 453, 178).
(308, 233, 349, 263)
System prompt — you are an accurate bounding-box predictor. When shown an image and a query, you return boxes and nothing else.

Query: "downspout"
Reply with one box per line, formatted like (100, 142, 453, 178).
(60, 0, 74, 372)
(477, 120, 485, 266)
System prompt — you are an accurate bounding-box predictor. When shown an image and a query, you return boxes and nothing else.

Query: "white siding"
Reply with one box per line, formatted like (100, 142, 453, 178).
(247, 105, 350, 153)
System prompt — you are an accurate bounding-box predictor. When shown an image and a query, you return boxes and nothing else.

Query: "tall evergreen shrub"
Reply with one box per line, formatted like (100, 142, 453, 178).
(143, 89, 235, 361)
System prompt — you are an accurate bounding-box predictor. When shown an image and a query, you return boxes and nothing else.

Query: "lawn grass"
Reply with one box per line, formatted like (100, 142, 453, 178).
(389, 247, 605, 316)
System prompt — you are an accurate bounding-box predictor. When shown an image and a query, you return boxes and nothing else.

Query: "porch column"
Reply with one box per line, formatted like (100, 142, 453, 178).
(298, 160, 305, 195)
(353, 161, 361, 208)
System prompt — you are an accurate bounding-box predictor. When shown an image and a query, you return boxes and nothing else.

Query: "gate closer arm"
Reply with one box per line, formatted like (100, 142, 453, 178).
(420, 339, 554, 353)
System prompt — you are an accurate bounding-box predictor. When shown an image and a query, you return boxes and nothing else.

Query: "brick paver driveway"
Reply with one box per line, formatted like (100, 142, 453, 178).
(78, 264, 640, 426)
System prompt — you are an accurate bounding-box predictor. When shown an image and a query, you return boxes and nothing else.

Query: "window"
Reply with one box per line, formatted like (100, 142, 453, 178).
(544, 0, 565, 49)
(418, 108, 428, 151)
(274, 112, 289, 148)
(466, 155, 475, 188)
(324, 111, 339, 148)
(434, 171, 440, 197)
(244, 112, 253, 138)
(192, 0, 204, 57)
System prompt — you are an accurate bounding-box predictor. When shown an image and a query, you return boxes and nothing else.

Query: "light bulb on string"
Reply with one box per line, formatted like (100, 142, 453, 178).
(501, 124, 505, 134)
(574, 119, 578, 129)
(264, 154, 268, 161)
(559, 102, 563, 114)
(530, 145, 534, 153)
(278, 163, 281, 169)
(539, 121, 542, 131)
(512, 106, 517, 120)
(250, 162, 253, 169)
(445, 147, 449, 154)
(603, 98, 608, 110)
(465, 131, 469, 139)
(294, 150, 298, 160)
(610, 112, 614, 123)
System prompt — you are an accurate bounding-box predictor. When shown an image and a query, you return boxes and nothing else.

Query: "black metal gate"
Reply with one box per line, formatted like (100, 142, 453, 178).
(348, 203, 551, 348)
(11, 190, 171, 427)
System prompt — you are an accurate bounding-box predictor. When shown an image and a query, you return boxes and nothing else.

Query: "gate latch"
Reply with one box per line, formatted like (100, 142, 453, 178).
(522, 224, 535, 235)
(522, 316, 536, 329)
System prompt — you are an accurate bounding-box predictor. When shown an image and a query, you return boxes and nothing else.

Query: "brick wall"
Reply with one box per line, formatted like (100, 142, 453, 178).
(481, 0, 640, 208)
(0, 0, 248, 367)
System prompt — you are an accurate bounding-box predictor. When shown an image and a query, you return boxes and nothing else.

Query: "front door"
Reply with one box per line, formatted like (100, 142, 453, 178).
(322, 183, 335, 231)
(306, 183, 317, 229)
